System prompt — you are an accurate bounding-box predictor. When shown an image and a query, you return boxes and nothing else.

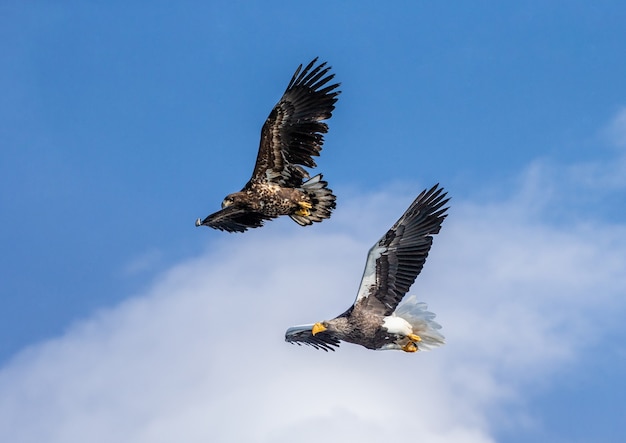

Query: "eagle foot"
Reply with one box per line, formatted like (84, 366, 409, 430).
(402, 341, 418, 353)
(295, 201, 313, 217)
(407, 333, 422, 342)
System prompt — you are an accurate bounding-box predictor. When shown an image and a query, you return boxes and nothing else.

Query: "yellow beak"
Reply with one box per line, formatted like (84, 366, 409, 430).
(311, 322, 327, 336)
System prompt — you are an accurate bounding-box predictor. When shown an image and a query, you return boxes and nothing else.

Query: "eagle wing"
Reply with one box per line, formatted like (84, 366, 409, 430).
(195, 205, 271, 233)
(251, 58, 340, 188)
(351, 185, 449, 317)
(284, 324, 341, 351)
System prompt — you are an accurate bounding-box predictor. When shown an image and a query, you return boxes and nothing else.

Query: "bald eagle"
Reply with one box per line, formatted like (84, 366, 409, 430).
(196, 58, 340, 232)
(285, 184, 449, 352)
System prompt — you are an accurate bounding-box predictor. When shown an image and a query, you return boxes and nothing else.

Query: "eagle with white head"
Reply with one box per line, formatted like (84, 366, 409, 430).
(285, 184, 449, 352)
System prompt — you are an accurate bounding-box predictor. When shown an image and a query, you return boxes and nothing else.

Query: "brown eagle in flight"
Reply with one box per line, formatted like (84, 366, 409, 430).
(285, 184, 449, 352)
(196, 58, 340, 232)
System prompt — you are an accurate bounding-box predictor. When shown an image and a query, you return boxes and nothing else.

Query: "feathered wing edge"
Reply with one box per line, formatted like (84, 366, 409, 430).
(253, 58, 341, 187)
(353, 184, 450, 316)
(196, 205, 271, 233)
(284, 324, 341, 351)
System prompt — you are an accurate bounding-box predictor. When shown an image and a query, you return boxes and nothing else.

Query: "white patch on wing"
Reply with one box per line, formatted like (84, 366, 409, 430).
(382, 315, 412, 336)
(354, 243, 385, 302)
(303, 174, 321, 186)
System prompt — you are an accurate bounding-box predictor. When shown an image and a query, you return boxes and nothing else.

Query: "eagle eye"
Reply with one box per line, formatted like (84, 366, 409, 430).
(222, 196, 235, 209)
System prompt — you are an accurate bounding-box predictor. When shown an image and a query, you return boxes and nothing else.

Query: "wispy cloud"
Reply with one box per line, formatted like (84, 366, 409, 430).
(603, 107, 626, 149)
(560, 107, 626, 191)
(121, 248, 163, 276)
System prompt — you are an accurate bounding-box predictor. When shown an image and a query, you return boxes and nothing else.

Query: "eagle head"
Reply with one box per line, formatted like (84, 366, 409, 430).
(221, 195, 236, 209)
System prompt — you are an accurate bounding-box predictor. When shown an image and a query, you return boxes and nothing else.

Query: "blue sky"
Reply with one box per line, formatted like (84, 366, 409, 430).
(1, 1, 626, 442)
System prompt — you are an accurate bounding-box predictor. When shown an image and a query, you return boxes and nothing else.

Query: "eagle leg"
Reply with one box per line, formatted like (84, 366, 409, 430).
(402, 341, 418, 353)
(407, 333, 422, 343)
(295, 201, 313, 217)
(401, 333, 422, 353)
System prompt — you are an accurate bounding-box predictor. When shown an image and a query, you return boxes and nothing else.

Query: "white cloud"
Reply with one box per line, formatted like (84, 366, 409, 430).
(1, 161, 625, 442)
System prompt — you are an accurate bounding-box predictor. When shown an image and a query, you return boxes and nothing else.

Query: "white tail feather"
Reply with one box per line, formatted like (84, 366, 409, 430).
(394, 295, 445, 350)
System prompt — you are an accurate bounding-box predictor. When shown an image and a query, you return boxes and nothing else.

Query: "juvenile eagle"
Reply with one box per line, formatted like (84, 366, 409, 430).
(196, 58, 340, 232)
(285, 184, 449, 352)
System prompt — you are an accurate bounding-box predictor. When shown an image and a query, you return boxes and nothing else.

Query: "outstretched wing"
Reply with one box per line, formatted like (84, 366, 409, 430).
(285, 324, 341, 352)
(352, 185, 449, 317)
(252, 58, 340, 188)
(195, 205, 271, 233)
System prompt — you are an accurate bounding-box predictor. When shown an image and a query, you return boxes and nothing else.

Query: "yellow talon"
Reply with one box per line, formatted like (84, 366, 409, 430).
(295, 208, 311, 217)
(407, 333, 422, 342)
(402, 341, 418, 353)
(295, 201, 313, 217)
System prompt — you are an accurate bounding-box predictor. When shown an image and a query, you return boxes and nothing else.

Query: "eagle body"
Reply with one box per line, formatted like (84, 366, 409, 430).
(196, 58, 340, 233)
(224, 182, 311, 217)
(285, 184, 449, 352)
(309, 297, 443, 352)
(201, 173, 336, 232)
(316, 301, 402, 351)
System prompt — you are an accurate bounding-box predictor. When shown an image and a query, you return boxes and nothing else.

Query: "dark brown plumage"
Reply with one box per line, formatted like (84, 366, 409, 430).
(196, 58, 340, 232)
(285, 184, 449, 352)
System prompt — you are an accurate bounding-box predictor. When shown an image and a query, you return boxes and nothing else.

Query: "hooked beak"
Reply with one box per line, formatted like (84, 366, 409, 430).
(311, 322, 327, 336)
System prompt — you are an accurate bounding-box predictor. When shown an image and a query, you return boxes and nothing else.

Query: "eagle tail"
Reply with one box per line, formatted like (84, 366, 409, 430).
(290, 174, 336, 226)
(393, 295, 445, 350)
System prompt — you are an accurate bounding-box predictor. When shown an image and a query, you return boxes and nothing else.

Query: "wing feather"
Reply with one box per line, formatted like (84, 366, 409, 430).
(252, 58, 340, 187)
(197, 205, 271, 233)
(284, 324, 341, 351)
(353, 184, 449, 316)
